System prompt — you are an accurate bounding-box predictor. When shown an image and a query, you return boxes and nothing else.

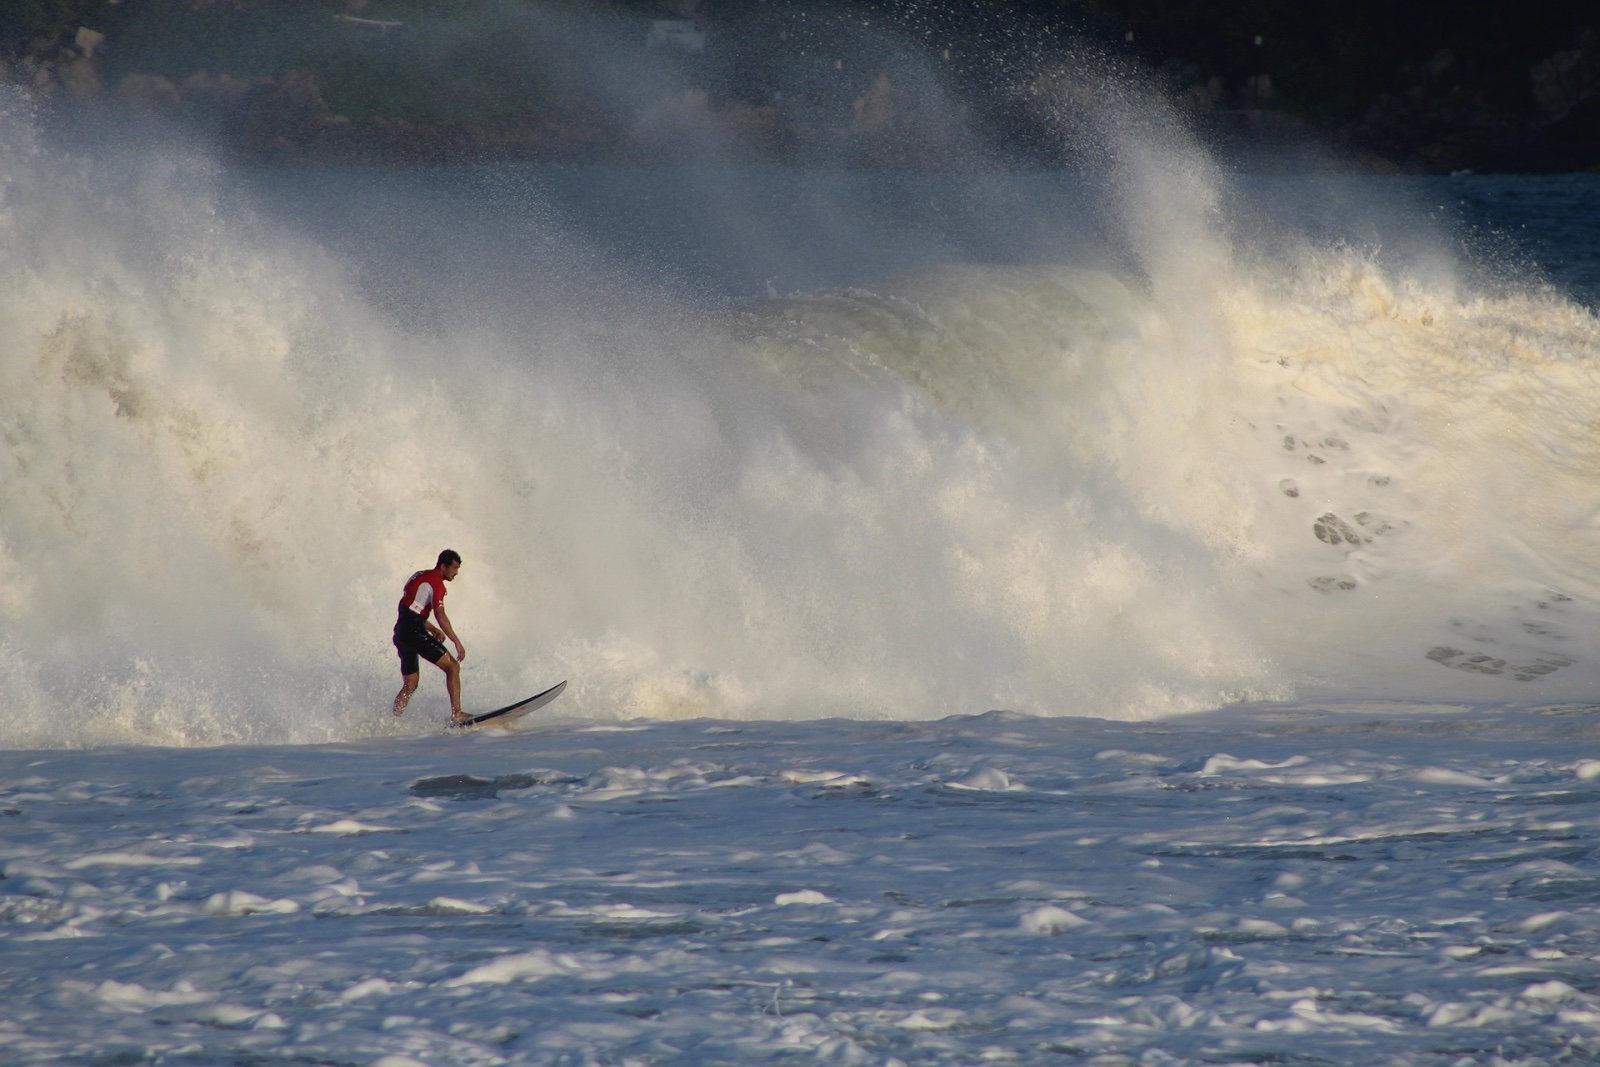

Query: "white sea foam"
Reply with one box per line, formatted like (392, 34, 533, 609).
(0, 708, 1596, 1064)
(0, 64, 1597, 749)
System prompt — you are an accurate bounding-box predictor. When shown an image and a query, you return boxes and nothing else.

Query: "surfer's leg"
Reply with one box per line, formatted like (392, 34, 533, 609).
(393, 673, 419, 716)
(393, 637, 422, 716)
(437, 653, 465, 721)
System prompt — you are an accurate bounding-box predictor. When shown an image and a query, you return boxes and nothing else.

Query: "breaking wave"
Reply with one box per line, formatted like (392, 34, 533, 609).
(3, 84, 1599, 748)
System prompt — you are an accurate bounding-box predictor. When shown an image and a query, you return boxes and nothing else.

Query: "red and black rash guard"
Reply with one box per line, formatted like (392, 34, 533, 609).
(396, 568, 446, 633)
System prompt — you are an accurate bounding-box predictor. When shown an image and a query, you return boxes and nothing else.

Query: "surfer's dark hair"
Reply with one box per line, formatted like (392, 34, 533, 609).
(437, 549, 462, 568)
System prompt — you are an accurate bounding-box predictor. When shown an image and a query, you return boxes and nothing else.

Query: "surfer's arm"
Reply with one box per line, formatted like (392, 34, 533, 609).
(434, 605, 466, 662)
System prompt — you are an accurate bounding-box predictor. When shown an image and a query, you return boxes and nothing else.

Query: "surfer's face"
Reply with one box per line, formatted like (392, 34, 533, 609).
(442, 561, 461, 581)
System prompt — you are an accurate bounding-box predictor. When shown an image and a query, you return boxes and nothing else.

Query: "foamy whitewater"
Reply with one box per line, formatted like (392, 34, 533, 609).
(3, 53, 1600, 1064)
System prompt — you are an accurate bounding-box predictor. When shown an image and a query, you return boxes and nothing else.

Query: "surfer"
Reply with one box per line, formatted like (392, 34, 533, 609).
(391, 549, 468, 723)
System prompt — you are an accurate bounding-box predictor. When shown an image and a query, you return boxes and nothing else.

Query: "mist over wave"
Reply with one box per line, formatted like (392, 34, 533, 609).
(3, 58, 1599, 749)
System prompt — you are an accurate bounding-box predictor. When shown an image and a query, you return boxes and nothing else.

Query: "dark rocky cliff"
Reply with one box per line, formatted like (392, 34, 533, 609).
(7, 1, 1597, 172)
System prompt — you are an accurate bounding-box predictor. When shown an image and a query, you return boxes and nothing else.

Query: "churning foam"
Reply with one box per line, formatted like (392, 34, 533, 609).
(2, 91, 1599, 749)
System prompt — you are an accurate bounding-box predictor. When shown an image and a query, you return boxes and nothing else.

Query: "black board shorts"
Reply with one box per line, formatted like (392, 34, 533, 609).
(394, 615, 448, 676)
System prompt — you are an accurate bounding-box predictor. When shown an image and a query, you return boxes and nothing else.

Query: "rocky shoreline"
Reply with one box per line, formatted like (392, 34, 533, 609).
(11, 11, 1600, 174)
(1339, 36, 1600, 174)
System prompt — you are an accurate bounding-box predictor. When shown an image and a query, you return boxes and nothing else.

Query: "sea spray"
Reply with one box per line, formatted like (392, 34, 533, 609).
(3, 78, 1599, 749)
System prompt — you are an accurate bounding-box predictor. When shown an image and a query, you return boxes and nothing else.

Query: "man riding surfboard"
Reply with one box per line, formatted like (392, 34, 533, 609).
(392, 549, 468, 723)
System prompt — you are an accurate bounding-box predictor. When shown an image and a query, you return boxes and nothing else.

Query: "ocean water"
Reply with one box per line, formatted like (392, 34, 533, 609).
(4, 77, 1600, 1064)
(5, 706, 1600, 1066)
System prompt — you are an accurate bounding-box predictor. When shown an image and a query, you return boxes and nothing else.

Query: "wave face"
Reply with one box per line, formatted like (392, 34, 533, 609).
(3, 89, 1600, 748)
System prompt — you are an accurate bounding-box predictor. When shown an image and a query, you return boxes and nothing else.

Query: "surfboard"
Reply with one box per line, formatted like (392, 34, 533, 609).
(450, 680, 567, 729)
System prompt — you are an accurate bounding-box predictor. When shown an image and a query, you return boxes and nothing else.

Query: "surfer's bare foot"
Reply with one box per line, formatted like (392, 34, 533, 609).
(451, 712, 470, 724)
